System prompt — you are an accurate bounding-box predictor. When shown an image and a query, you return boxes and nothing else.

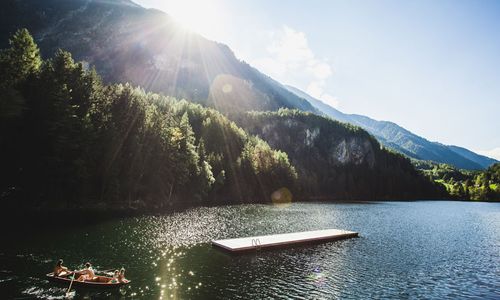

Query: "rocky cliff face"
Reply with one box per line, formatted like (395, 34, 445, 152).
(259, 120, 376, 168)
(333, 138, 375, 167)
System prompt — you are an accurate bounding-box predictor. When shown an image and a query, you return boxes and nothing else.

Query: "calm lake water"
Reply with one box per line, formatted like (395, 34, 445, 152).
(1, 201, 499, 299)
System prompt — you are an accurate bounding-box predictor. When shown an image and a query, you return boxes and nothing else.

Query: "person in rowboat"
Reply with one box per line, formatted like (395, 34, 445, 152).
(53, 259, 71, 277)
(108, 270, 120, 283)
(76, 262, 96, 281)
(118, 267, 128, 283)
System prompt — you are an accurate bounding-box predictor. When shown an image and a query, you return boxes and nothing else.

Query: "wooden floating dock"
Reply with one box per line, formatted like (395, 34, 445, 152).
(212, 229, 358, 253)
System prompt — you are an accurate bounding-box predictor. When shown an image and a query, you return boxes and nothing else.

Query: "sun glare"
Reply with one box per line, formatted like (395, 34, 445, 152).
(158, 0, 224, 40)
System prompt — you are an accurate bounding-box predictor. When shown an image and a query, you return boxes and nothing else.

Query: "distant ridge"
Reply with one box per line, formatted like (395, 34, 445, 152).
(285, 85, 498, 170)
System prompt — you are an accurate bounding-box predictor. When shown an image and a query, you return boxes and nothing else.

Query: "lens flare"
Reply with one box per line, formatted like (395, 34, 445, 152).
(271, 187, 293, 207)
(222, 83, 232, 93)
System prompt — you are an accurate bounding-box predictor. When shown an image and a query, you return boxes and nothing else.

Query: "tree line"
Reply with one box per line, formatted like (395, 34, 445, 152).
(416, 160, 500, 201)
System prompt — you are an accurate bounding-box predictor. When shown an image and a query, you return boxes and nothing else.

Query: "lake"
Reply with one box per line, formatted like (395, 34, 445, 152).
(1, 201, 499, 299)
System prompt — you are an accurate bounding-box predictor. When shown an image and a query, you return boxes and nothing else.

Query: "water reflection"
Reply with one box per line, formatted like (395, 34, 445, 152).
(1, 201, 499, 299)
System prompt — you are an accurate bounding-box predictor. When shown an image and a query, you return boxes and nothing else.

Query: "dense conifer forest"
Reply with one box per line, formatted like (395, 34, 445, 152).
(0, 29, 297, 209)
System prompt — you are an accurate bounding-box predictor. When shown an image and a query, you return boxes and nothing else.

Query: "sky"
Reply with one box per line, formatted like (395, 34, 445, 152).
(135, 0, 500, 159)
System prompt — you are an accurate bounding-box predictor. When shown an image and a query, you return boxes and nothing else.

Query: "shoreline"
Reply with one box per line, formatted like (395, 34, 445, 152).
(1, 197, 496, 229)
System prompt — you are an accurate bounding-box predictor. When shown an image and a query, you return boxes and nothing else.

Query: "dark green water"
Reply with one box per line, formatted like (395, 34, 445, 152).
(1, 201, 499, 299)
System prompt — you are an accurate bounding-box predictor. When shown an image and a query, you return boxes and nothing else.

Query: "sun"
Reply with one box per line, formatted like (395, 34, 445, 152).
(156, 0, 224, 40)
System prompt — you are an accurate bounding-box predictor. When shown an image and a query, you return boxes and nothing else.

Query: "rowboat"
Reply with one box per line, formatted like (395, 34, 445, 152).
(46, 272, 130, 289)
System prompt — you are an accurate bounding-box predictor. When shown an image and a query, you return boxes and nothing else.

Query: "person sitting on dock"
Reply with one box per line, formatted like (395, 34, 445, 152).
(77, 262, 96, 281)
(53, 259, 71, 277)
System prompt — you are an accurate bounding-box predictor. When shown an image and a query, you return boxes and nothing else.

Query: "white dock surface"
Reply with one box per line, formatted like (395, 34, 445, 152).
(212, 229, 358, 252)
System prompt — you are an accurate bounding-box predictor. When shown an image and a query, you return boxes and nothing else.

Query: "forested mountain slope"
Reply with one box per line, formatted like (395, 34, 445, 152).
(3, 0, 491, 173)
(235, 110, 446, 200)
(0, 30, 445, 208)
(0, 29, 297, 208)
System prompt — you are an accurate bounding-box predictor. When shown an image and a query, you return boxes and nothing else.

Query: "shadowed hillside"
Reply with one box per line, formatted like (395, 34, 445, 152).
(0, 0, 316, 114)
(235, 109, 446, 200)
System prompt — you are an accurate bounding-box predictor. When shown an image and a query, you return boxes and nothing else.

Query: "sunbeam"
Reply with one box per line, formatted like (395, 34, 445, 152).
(150, 0, 226, 40)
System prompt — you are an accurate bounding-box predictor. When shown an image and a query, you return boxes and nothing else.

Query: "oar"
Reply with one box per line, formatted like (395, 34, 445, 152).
(97, 268, 115, 276)
(65, 272, 76, 298)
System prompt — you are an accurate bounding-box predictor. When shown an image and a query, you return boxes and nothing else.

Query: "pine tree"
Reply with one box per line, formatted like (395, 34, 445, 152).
(193, 139, 215, 198)
(0, 28, 41, 119)
(0, 29, 43, 202)
(0, 28, 41, 84)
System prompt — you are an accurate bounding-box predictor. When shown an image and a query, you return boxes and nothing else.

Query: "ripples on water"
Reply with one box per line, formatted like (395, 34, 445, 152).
(0, 201, 499, 299)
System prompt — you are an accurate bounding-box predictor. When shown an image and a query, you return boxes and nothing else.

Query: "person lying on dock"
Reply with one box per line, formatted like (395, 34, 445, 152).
(53, 259, 71, 277)
(76, 262, 96, 281)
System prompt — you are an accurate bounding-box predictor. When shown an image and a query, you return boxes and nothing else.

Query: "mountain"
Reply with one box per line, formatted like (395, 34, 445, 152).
(0, 29, 444, 205)
(285, 86, 498, 170)
(0, 0, 316, 114)
(3, 0, 489, 172)
(447, 146, 498, 169)
(234, 109, 445, 200)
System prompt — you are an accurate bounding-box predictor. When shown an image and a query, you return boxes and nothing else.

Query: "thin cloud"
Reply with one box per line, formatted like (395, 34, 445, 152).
(252, 26, 339, 108)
